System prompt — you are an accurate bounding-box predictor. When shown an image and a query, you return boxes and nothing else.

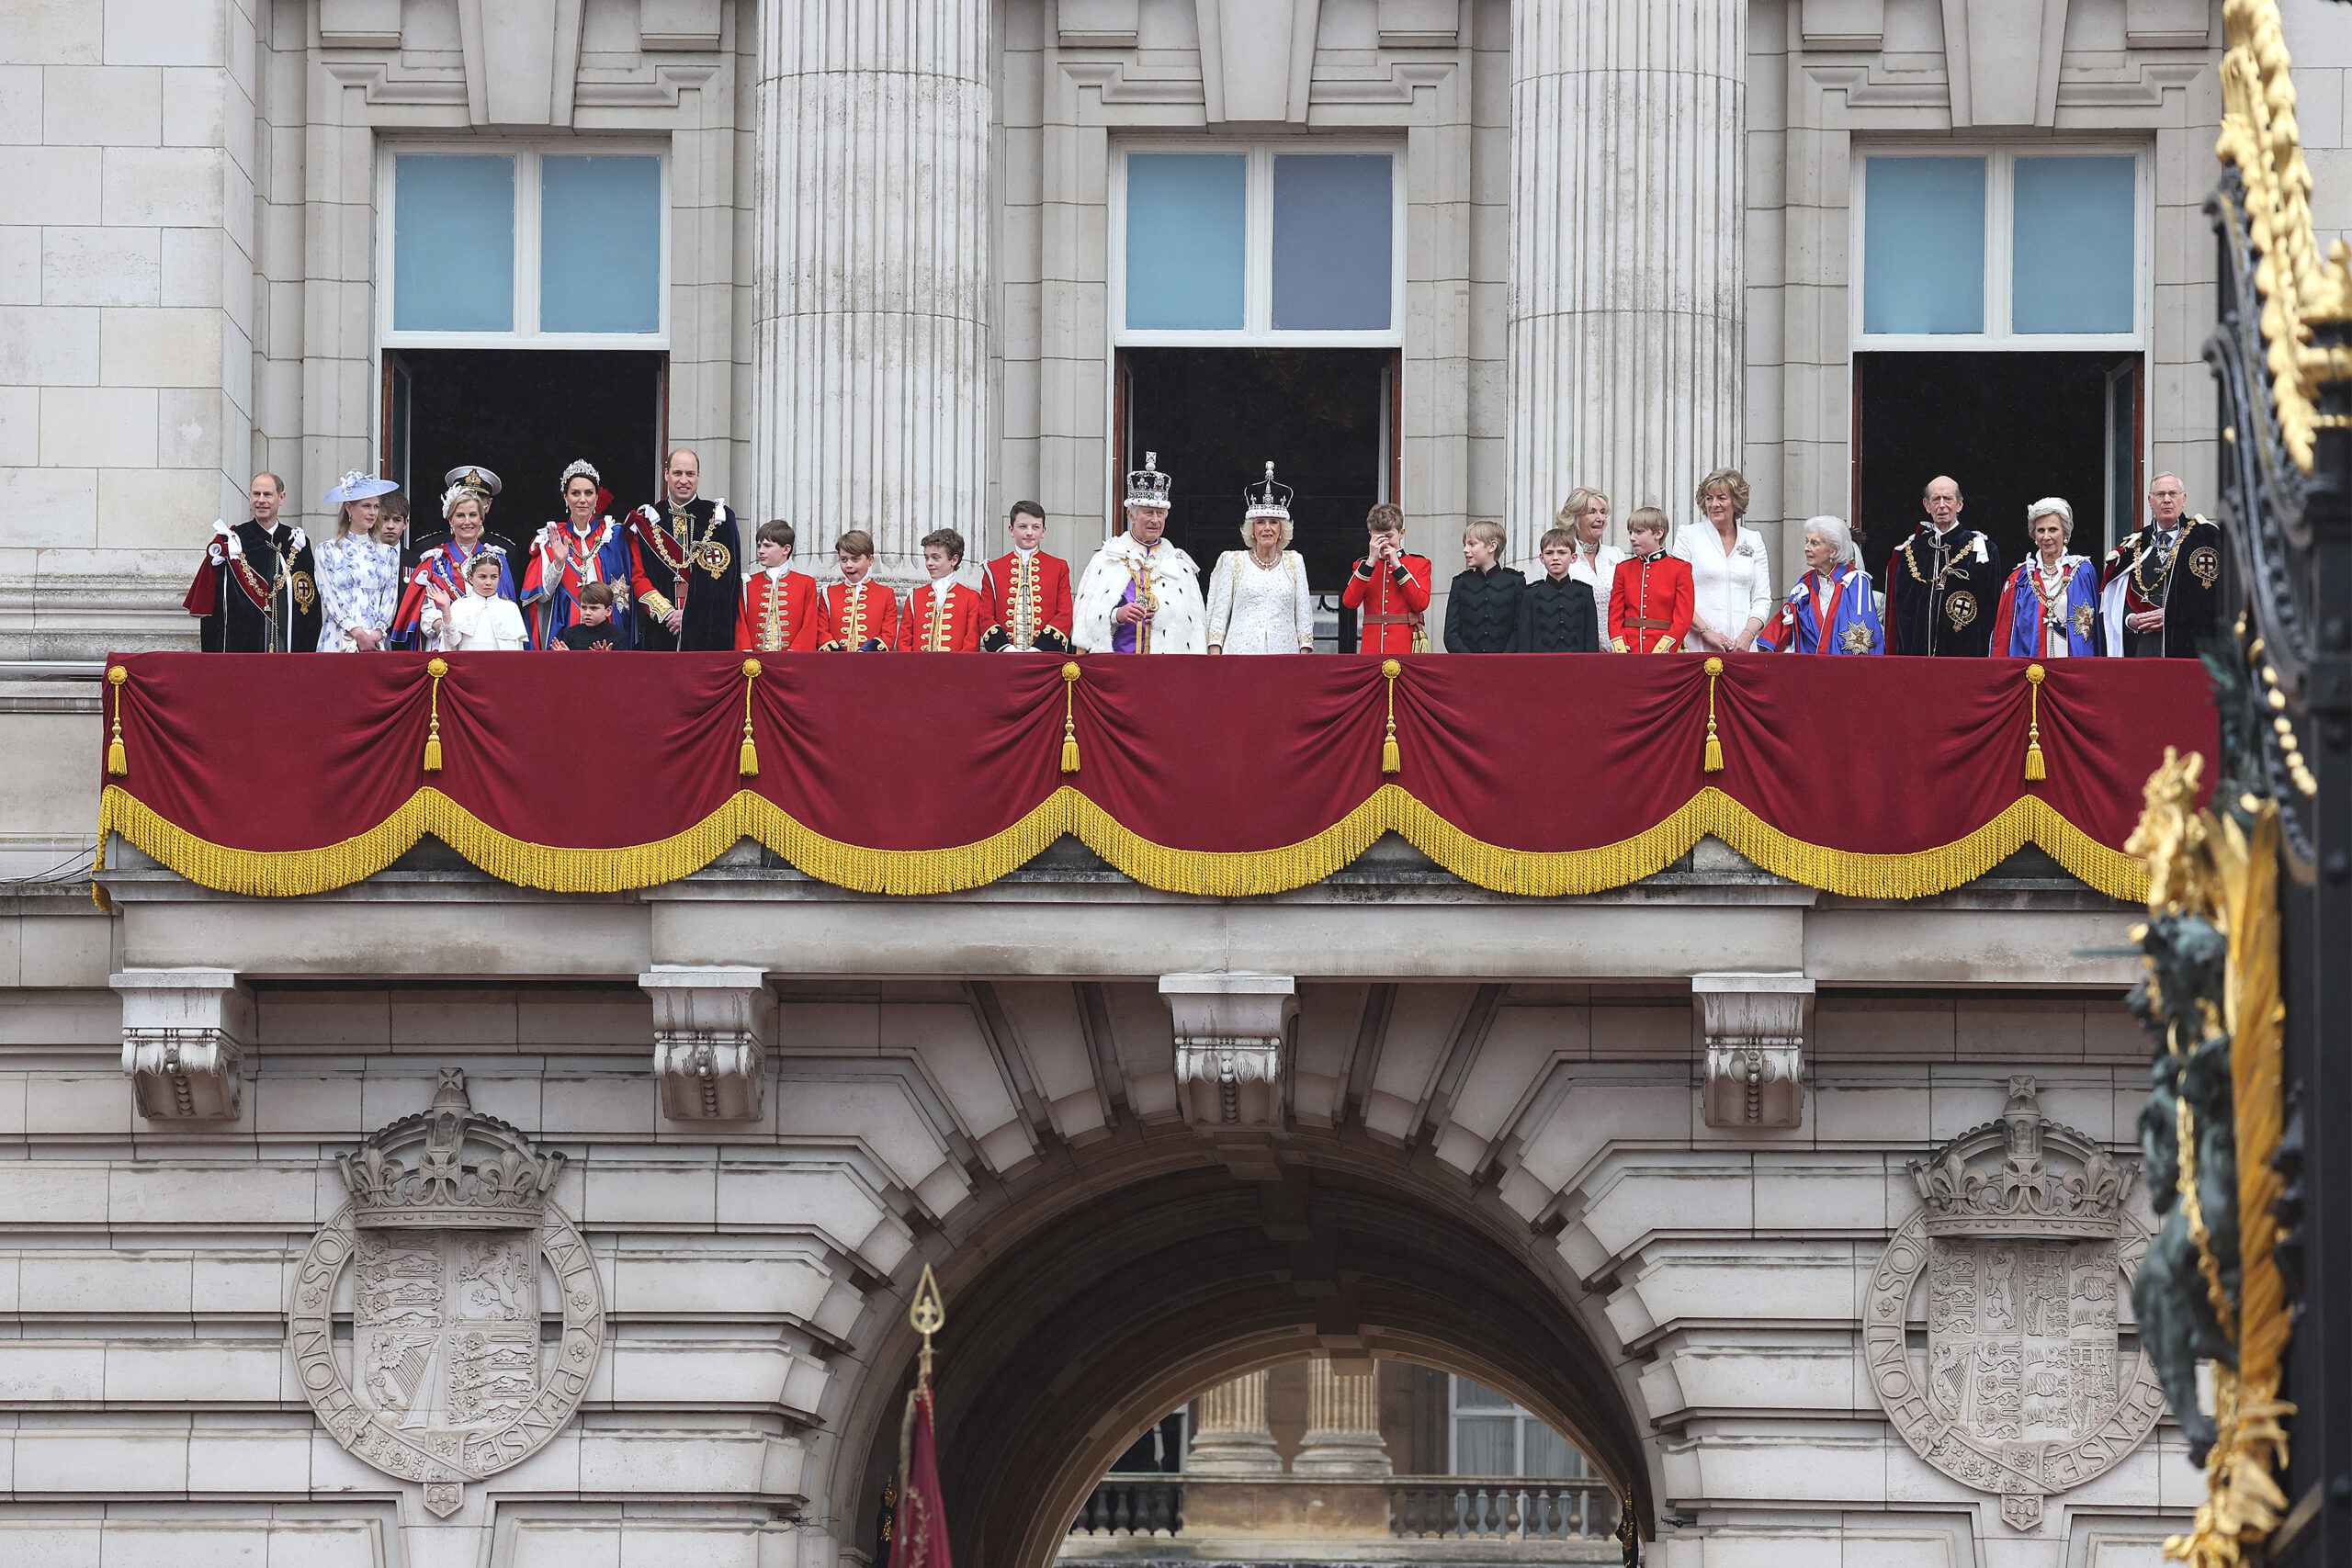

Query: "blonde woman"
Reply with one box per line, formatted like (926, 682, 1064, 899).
(314, 470, 402, 651)
(1205, 464, 1315, 654)
(1556, 488, 1624, 605)
(1674, 468, 1773, 652)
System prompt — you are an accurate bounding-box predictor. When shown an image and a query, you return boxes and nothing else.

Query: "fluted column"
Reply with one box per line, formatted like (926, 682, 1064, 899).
(1506, 0, 1745, 568)
(1292, 1359, 1392, 1476)
(754, 0, 991, 581)
(1184, 1371, 1283, 1475)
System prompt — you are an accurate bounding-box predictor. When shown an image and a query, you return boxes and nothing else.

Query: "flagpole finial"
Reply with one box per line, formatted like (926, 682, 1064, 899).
(910, 1263, 945, 1383)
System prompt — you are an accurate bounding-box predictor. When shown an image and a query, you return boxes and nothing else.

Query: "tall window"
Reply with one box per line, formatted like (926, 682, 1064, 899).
(1447, 1377, 1588, 1479)
(1113, 143, 1405, 346)
(380, 146, 669, 347)
(1854, 148, 2145, 347)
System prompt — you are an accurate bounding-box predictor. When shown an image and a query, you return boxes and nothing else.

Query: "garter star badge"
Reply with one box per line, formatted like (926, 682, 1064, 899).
(1864, 1077, 2161, 1533)
(290, 1070, 604, 1519)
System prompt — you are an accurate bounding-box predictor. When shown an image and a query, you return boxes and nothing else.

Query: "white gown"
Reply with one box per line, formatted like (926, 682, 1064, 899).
(1204, 550, 1314, 654)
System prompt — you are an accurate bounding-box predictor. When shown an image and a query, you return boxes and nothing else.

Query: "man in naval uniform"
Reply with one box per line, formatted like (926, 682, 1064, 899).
(184, 472, 322, 652)
(628, 447, 743, 652)
(1072, 452, 1207, 655)
(1885, 475, 2002, 657)
(403, 465, 519, 580)
(2098, 472, 2223, 659)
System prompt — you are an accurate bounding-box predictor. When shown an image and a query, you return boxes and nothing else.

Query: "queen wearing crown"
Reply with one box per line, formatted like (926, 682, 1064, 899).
(1073, 452, 1208, 655)
(1204, 463, 1315, 655)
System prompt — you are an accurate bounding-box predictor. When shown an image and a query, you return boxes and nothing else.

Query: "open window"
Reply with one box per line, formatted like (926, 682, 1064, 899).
(1850, 146, 2150, 579)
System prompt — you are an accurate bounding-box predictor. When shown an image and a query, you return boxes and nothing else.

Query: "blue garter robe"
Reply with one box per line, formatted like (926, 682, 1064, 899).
(1991, 556, 2103, 658)
(1761, 567, 1884, 654)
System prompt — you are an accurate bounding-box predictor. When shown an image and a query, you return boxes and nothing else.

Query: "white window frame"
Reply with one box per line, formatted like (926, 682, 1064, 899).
(1110, 140, 1407, 348)
(376, 141, 673, 351)
(1849, 143, 2152, 352)
(1446, 1376, 1587, 1479)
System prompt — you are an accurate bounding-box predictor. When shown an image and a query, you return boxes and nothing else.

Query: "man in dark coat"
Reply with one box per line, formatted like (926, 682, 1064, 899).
(1885, 475, 2002, 657)
(628, 447, 744, 652)
(184, 472, 322, 652)
(2098, 473, 2223, 658)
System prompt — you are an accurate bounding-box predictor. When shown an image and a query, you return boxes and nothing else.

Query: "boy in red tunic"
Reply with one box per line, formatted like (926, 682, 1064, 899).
(1608, 508, 1695, 653)
(736, 519, 822, 653)
(816, 529, 899, 651)
(978, 500, 1075, 652)
(1340, 502, 1432, 655)
(898, 529, 988, 652)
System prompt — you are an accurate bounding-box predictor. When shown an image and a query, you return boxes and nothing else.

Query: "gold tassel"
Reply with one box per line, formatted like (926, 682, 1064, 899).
(1702, 656, 1725, 773)
(105, 665, 128, 775)
(1060, 662, 1082, 773)
(423, 657, 447, 773)
(740, 659, 763, 777)
(2024, 663, 2047, 782)
(1381, 658, 1402, 774)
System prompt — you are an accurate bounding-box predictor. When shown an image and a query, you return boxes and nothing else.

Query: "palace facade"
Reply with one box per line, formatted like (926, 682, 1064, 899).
(0, 3, 2324, 1568)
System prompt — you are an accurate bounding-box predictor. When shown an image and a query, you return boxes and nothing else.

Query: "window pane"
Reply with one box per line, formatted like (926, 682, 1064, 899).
(1862, 157, 1985, 335)
(2012, 156, 2135, 334)
(1453, 1416, 1514, 1476)
(1521, 1422, 1578, 1479)
(1272, 154, 1392, 331)
(1453, 1377, 1512, 1409)
(393, 155, 514, 333)
(1125, 153, 1246, 331)
(541, 155, 663, 333)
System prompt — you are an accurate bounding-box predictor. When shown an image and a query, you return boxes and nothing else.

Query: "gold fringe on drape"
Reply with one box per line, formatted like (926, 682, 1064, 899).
(99, 780, 2150, 903)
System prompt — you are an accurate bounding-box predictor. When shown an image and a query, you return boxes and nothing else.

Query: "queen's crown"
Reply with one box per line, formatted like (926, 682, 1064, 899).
(337, 1068, 563, 1230)
(1908, 1075, 2131, 1239)
(1244, 462, 1294, 519)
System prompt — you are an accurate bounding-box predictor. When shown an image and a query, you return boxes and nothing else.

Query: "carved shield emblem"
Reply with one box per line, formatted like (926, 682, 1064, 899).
(1866, 1077, 2163, 1533)
(291, 1072, 604, 1519)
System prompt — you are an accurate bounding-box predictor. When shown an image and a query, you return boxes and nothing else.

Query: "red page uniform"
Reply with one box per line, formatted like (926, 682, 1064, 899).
(897, 579, 988, 652)
(978, 549, 1074, 652)
(1608, 552, 1695, 653)
(735, 566, 821, 653)
(817, 579, 900, 651)
(1340, 552, 1432, 654)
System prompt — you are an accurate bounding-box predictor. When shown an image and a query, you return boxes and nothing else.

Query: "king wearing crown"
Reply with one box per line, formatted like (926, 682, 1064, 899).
(1073, 451, 1207, 655)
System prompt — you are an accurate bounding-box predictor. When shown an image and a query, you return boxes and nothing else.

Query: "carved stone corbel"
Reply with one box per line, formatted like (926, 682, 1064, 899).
(113, 968, 252, 1122)
(1693, 973, 1814, 1129)
(639, 965, 769, 1122)
(1160, 975, 1295, 1129)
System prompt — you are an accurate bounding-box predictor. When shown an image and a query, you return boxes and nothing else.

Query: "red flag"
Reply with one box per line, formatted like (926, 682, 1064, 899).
(891, 1384, 952, 1568)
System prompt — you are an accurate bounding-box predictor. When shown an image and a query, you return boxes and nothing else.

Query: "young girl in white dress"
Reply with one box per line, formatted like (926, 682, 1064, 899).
(1205, 463, 1316, 655)
(434, 553, 530, 651)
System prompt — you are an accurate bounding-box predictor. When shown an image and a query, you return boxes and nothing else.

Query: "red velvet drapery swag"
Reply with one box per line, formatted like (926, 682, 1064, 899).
(96, 652, 2214, 901)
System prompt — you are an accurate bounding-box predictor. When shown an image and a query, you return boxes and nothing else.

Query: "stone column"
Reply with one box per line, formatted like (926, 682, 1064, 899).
(753, 0, 992, 581)
(1292, 1359, 1392, 1476)
(1184, 1371, 1283, 1475)
(1506, 0, 1746, 568)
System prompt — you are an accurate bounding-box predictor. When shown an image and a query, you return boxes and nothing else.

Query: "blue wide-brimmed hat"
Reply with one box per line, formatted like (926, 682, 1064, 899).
(323, 469, 399, 506)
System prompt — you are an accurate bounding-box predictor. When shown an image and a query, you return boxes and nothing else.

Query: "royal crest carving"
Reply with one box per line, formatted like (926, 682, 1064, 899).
(1865, 1077, 2164, 1533)
(291, 1070, 604, 1518)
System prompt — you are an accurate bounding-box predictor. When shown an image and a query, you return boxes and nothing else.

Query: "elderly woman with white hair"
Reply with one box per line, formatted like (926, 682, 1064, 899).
(1991, 497, 2103, 658)
(1758, 515, 1884, 654)
(1205, 463, 1316, 654)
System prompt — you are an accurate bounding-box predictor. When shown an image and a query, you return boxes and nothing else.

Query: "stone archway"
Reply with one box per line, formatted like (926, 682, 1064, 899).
(832, 1136, 1649, 1568)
